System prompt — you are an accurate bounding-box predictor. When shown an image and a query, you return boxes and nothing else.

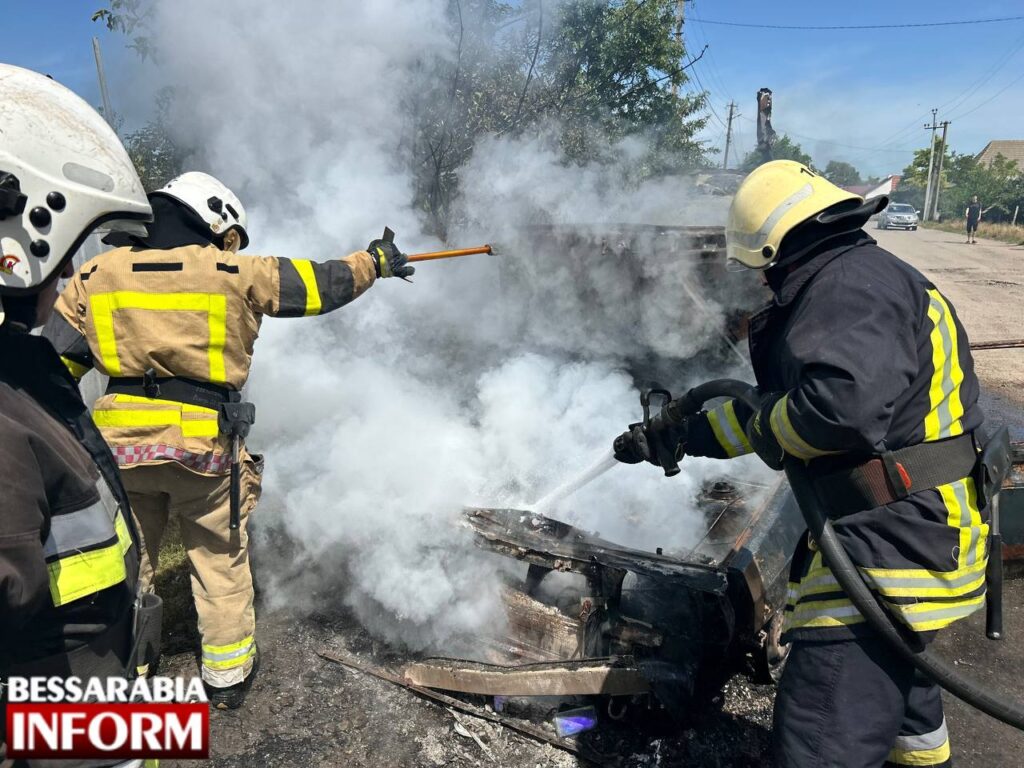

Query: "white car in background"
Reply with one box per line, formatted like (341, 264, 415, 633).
(877, 203, 919, 230)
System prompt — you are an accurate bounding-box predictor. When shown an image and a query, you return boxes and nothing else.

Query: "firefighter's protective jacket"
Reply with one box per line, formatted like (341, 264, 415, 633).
(47, 245, 376, 474)
(0, 330, 139, 765)
(687, 231, 986, 641)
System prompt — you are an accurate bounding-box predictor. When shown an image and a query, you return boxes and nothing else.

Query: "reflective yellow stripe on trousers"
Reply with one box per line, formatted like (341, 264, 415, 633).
(887, 718, 951, 766)
(202, 636, 256, 671)
(90, 291, 228, 383)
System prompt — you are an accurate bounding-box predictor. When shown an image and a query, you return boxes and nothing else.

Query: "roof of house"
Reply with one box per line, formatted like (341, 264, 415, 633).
(842, 175, 898, 200)
(975, 140, 1024, 168)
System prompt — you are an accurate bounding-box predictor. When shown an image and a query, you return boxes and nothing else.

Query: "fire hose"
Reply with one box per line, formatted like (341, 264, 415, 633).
(626, 379, 1024, 730)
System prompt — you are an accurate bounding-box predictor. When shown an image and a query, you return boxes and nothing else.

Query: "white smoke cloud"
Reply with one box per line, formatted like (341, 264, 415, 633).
(144, 0, 769, 651)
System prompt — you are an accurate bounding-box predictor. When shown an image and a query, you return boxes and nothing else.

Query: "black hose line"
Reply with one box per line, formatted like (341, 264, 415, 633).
(688, 379, 1024, 731)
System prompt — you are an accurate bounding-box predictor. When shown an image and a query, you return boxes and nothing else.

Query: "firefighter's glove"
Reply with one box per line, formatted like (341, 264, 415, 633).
(367, 239, 415, 279)
(745, 391, 786, 471)
(613, 402, 693, 468)
(613, 425, 648, 465)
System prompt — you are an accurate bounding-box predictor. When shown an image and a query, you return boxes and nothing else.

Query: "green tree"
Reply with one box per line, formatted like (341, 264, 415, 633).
(410, 0, 711, 233)
(92, 0, 155, 59)
(122, 88, 187, 191)
(896, 140, 1023, 222)
(822, 160, 862, 188)
(739, 135, 812, 172)
(937, 153, 1022, 222)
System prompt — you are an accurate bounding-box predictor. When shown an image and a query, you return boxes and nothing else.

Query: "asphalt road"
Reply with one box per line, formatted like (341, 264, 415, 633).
(873, 225, 1024, 408)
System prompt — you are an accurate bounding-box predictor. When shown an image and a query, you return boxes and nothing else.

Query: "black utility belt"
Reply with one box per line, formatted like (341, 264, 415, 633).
(106, 374, 240, 411)
(814, 432, 997, 516)
(106, 374, 254, 437)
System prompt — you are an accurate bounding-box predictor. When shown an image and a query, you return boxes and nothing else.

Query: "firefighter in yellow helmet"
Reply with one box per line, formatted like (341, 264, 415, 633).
(617, 160, 987, 767)
(45, 171, 412, 709)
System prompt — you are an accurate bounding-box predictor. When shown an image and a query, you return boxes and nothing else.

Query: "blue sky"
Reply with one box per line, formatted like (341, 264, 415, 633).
(6, 1, 1024, 179)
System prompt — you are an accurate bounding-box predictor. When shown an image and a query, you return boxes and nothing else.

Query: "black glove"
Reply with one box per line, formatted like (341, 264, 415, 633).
(367, 239, 415, 279)
(613, 402, 694, 468)
(613, 424, 649, 464)
(745, 391, 786, 470)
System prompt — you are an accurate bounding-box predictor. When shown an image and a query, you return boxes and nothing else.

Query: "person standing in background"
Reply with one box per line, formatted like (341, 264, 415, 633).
(965, 195, 982, 244)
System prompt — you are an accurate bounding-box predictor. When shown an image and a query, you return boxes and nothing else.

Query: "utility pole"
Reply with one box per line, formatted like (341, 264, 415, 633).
(931, 121, 951, 220)
(922, 109, 939, 221)
(723, 102, 737, 170)
(674, 0, 686, 98)
(92, 37, 115, 126)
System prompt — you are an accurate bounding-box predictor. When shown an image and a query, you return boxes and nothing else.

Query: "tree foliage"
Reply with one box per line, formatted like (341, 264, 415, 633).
(738, 135, 812, 172)
(895, 140, 1023, 222)
(122, 88, 187, 191)
(822, 160, 862, 188)
(410, 0, 711, 233)
(94, 0, 712, 234)
(92, 0, 155, 59)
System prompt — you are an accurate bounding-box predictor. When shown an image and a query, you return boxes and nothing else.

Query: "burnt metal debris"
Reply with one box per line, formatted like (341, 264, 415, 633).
(405, 476, 804, 717)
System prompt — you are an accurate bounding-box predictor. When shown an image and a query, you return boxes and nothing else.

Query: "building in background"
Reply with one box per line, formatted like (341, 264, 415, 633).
(975, 140, 1024, 169)
(841, 175, 900, 201)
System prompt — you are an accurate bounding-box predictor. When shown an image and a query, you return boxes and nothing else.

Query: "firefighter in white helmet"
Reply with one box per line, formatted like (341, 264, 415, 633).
(617, 160, 986, 767)
(0, 64, 152, 766)
(45, 169, 412, 709)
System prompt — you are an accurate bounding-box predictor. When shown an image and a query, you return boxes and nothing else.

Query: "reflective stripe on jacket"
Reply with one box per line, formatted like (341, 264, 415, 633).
(687, 231, 985, 641)
(0, 331, 138, 685)
(46, 244, 376, 472)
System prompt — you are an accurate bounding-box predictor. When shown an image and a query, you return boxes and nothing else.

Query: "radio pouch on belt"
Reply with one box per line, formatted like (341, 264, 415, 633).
(975, 426, 1011, 511)
(218, 402, 256, 531)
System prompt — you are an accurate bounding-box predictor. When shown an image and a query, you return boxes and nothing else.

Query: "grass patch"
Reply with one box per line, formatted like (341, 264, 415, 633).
(921, 218, 1024, 245)
(152, 516, 200, 655)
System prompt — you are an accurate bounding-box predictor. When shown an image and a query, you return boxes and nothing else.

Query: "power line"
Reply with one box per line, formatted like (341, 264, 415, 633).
(685, 56, 729, 130)
(948, 69, 1024, 120)
(686, 4, 736, 104)
(689, 15, 1024, 31)
(935, 31, 1024, 116)
(782, 130, 919, 154)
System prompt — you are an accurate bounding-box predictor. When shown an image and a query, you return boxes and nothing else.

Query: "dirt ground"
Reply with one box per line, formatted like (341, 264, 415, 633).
(159, 577, 1024, 767)
(157, 226, 1024, 767)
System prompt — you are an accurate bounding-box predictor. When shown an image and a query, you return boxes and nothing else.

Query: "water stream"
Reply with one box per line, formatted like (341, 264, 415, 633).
(529, 449, 619, 516)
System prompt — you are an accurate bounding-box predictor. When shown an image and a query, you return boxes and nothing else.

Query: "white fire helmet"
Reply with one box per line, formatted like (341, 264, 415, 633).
(0, 64, 152, 298)
(152, 172, 249, 250)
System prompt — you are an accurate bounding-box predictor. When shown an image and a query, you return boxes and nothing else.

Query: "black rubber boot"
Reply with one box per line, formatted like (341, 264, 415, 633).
(205, 648, 260, 711)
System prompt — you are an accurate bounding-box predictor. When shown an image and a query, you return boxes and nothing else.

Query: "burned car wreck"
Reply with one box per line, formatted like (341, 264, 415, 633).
(403, 480, 803, 718)
(401, 223, 807, 718)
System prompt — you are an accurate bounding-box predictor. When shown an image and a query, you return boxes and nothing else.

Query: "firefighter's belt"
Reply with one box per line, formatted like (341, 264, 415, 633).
(814, 433, 978, 516)
(106, 376, 240, 411)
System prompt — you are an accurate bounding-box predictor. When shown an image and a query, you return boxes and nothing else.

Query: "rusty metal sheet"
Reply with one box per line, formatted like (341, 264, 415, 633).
(403, 656, 651, 697)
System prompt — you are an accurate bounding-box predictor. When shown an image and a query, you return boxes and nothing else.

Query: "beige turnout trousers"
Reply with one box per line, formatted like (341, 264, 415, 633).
(121, 453, 263, 687)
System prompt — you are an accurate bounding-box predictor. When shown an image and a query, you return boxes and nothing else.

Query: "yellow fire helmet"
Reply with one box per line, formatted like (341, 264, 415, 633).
(726, 160, 863, 270)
